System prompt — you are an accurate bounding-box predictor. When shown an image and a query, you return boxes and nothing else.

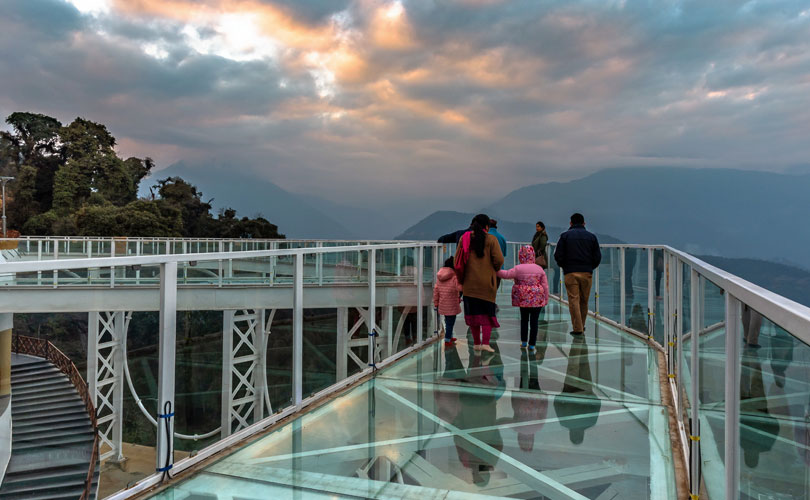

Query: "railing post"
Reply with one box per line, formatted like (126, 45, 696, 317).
(647, 248, 655, 341)
(593, 265, 600, 316)
(336, 308, 348, 380)
(689, 267, 701, 499)
(156, 261, 177, 475)
(368, 249, 377, 368)
(416, 245, 424, 343)
(619, 247, 626, 326)
(675, 257, 684, 414)
(724, 292, 741, 500)
(292, 253, 303, 406)
(317, 242, 324, 286)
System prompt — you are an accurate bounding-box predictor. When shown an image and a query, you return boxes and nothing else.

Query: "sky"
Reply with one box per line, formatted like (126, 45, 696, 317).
(1, 0, 809, 217)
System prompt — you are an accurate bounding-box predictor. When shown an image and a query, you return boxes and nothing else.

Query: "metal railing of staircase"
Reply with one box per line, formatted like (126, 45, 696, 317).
(12, 335, 99, 500)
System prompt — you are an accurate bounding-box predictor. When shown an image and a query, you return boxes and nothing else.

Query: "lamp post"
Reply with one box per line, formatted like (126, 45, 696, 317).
(0, 176, 13, 238)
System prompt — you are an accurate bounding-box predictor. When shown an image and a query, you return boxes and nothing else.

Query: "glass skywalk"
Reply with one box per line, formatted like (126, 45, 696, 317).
(150, 298, 677, 499)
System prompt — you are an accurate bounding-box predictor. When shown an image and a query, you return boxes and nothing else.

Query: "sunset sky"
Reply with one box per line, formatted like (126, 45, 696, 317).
(1, 0, 809, 215)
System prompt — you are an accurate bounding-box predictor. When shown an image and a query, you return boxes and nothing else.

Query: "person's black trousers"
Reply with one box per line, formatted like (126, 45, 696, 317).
(520, 307, 543, 345)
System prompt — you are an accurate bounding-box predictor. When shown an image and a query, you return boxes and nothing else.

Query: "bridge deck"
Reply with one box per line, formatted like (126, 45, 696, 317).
(147, 296, 678, 499)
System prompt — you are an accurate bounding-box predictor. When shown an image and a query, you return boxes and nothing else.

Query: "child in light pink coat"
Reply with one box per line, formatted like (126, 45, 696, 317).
(434, 257, 463, 346)
(498, 246, 549, 352)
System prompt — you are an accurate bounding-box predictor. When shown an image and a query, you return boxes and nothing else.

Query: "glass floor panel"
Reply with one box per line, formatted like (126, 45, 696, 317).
(150, 297, 676, 499)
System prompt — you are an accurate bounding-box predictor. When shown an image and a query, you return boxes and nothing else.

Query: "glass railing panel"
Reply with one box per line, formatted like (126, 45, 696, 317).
(596, 247, 621, 324)
(651, 248, 665, 344)
(698, 277, 727, 500)
(624, 247, 649, 335)
(103, 310, 160, 498)
(681, 263, 693, 401)
(172, 310, 224, 460)
(738, 309, 809, 499)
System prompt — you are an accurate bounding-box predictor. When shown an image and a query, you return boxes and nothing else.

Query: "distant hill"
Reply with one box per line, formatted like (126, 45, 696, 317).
(486, 167, 810, 268)
(395, 210, 624, 244)
(697, 256, 810, 308)
(145, 162, 359, 239)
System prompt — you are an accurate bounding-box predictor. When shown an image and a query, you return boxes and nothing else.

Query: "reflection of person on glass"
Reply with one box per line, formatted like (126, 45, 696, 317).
(452, 345, 505, 486)
(624, 248, 637, 297)
(553, 335, 602, 444)
(434, 345, 464, 424)
(742, 305, 763, 348)
(740, 345, 779, 468)
(511, 350, 548, 452)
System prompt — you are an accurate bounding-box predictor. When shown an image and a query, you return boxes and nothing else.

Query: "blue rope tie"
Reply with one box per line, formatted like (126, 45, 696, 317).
(158, 412, 175, 419)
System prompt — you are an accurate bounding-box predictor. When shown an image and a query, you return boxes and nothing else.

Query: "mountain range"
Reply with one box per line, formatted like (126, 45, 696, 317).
(143, 162, 393, 239)
(485, 167, 810, 269)
(395, 210, 624, 244)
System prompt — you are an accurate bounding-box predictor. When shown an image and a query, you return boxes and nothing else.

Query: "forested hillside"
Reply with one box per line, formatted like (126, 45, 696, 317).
(0, 112, 283, 238)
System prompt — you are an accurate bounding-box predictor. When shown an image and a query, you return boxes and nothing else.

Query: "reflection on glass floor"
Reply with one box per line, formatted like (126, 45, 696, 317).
(151, 299, 676, 499)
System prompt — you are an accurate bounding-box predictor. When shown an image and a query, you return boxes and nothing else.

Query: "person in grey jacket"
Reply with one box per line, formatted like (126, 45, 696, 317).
(554, 213, 601, 335)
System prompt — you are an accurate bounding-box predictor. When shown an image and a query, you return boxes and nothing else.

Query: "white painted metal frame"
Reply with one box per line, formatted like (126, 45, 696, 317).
(87, 311, 126, 462)
(221, 309, 264, 438)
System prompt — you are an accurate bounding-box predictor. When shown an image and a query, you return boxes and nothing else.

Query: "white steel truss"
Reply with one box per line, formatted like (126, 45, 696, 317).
(88, 310, 128, 462)
(221, 309, 269, 438)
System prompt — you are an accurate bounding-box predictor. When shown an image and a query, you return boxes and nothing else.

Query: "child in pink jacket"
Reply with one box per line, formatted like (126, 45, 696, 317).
(497, 246, 549, 352)
(434, 258, 463, 346)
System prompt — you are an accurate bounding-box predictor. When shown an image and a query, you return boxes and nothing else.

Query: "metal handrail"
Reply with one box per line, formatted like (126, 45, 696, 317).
(12, 335, 98, 500)
(0, 241, 441, 273)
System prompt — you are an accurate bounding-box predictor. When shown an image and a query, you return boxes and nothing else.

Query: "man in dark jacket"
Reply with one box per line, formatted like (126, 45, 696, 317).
(554, 213, 601, 335)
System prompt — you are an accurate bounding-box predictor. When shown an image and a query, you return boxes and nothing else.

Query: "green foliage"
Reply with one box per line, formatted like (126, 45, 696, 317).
(0, 112, 284, 239)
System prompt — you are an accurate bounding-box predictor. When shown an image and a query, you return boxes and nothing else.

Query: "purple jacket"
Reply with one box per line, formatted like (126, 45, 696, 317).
(497, 246, 549, 308)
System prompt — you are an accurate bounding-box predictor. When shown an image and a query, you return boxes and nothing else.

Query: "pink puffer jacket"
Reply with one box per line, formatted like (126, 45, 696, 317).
(497, 246, 549, 308)
(433, 267, 462, 315)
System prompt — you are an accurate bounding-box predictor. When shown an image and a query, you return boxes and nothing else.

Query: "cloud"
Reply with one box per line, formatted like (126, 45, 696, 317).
(1, 0, 809, 219)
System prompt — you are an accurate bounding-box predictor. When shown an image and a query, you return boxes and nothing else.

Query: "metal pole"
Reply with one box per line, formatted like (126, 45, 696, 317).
(292, 253, 304, 405)
(368, 249, 377, 369)
(648, 248, 655, 340)
(724, 292, 741, 499)
(416, 245, 424, 343)
(690, 268, 700, 498)
(156, 261, 177, 474)
(0, 177, 14, 238)
(620, 247, 626, 326)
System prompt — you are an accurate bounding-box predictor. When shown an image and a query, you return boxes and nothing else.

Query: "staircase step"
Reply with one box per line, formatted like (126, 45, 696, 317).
(9, 360, 52, 376)
(10, 379, 75, 398)
(11, 369, 64, 384)
(0, 484, 87, 500)
(0, 467, 87, 493)
(11, 432, 94, 451)
(12, 399, 86, 417)
(13, 419, 92, 436)
(11, 385, 79, 403)
(2, 462, 87, 483)
(12, 408, 88, 426)
(11, 377, 73, 392)
(13, 427, 94, 446)
(12, 392, 82, 409)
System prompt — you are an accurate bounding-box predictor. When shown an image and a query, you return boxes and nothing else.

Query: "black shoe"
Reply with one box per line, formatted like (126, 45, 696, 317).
(569, 331, 584, 336)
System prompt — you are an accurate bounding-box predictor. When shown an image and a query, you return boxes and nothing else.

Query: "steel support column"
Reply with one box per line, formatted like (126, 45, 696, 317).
(619, 247, 626, 326)
(292, 254, 303, 405)
(689, 268, 701, 499)
(336, 308, 348, 381)
(156, 262, 177, 474)
(87, 310, 126, 463)
(221, 309, 264, 438)
(416, 246, 424, 343)
(724, 293, 741, 499)
(647, 248, 655, 341)
(368, 249, 377, 368)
